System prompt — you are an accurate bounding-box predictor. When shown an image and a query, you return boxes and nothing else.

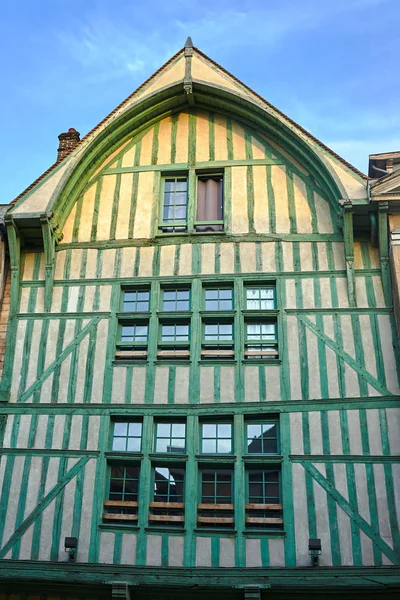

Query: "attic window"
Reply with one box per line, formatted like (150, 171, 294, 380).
(195, 174, 224, 232)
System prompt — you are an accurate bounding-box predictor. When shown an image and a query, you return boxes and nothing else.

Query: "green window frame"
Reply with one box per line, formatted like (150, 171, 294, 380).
(162, 288, 191, 312)
(112, 421, 142, 452)
(149, 465, 186, 528)
(200, 422, 233, 454)
(103, 464, 140, 522)
(244, 321, 278, 360)
(197, 468, 234, 529)
(204, 287, 234, 311)
(245, 467, 283, 530)
(122, 289, 150, 313)
(119, 323, 149, 344)
(154, 422, 186, 453)
(204, 322, 233, 342)
(160, 323, 190, 343)
(245, 420, 279, 454)
(245, 286, 276, 310)
(160, 177, 188, 233)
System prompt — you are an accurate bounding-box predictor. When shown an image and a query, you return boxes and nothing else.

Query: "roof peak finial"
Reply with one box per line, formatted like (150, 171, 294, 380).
(185, 36, 193, 48)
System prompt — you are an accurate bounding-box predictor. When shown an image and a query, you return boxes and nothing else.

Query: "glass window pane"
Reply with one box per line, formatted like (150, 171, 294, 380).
(172, 423, 185, 437)
(248, 438, 262, 453)
(157, 423, 171, 437)
(247, 424, 261, 439)
(220, 290, 232, 300)
(264, 438, 278, 453)
(203, 424, 216, 438)
(206, 290, 218, 300)
(220, 299, 232, 310)
(156, 439, 169, 453)
(112, 437, 126, 451)
(217, 438, 232, 453)
(127, 438, 141, 452)
(218, 424, 231, 438)
(114, 423, 128, 436)
(202, 438, 216, 453)
(171, 438, 185, 450)
(175, 180, 188, 191)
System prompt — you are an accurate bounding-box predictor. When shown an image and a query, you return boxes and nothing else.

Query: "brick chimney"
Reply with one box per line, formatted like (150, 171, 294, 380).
(57, 128, 80, 162)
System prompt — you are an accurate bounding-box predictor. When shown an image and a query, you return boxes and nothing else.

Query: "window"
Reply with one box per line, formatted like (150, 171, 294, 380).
(154, 422, 186, 453)
(195, 174, 224, 232)
(245, 468, 283, 530)
(246, 421, 278, 454)
(162, 289, 190, 311)
(120, 323, 148, 344)
(122, 289, 150, 312)
(116, 289, 150, 362)
(201, 422, 232, 454)
(246, 287, 275, 310)
(157, 322, 190, 360)
(112, 421, 142, 452)
(244, 285, 278, 361)
(204, 287, 233, 311)
(245, 322, 278, 360)
(103, 465, 140, 522)
(201, 321, 234, 360)
(197, 469, 234, 528)
(160, 177, 188, 233)
(149, 466, 185, 528)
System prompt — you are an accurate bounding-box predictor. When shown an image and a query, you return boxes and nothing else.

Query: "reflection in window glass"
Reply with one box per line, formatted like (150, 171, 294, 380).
(204, 288, 233, 311)
(246, 288, 275, 310)
(201, 423, 232, 453)
(201, 470, 232, 503)
(123, 290, 150, 312)
(153, 466, 185, 503)
(246, 423, 278, 453)
(108, 465, 140, 502)
(162, 289, 190, 311)
(247, 323, 276, 341)
(112, 422, 142, 452)
(248, 469, 280, 504)
(161, 324, 189, 342)
(155, 422, 186, 453)
(204, 323, 233, 341)
(120, 324, 148, 343)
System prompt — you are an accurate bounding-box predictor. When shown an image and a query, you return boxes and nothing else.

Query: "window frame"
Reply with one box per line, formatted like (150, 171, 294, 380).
(159, 176, 189, 233)
(245, 465, 283, 531)
(200, 421, 233, 455)
(244, 419, 280, 455)
(154, 420, 187, 454)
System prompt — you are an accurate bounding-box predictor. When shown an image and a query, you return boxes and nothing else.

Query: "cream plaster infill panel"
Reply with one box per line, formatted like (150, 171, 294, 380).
(324, 155, 367, 201)
(12, 160, 71, 215)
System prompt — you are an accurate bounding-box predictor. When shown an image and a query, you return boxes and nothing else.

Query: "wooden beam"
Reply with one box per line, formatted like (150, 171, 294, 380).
(341, 200, 356, 307)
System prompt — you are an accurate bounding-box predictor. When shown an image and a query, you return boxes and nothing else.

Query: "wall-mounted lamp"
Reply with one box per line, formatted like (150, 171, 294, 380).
(64, 537, 78, 562)
(308, 538, 321, 566)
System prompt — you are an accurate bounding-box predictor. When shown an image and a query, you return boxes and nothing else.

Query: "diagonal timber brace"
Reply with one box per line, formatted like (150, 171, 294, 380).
(296, 313, 392, 396)
(300, 461, 400, 564)
(0, 455, 90, 559)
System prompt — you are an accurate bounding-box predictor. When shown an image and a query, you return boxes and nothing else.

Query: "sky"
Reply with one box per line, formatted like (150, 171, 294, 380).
(1, 0, 399, 202)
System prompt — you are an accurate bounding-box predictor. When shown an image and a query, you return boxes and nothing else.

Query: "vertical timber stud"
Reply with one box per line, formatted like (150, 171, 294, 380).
(40, 215, 56, 312)
(378, 202, 391, 306)
(183, 36, 194, 105)
(341, 200, 356, 307)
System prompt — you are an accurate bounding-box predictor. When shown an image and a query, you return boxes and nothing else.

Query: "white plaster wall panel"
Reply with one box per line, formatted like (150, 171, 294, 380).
(160, 245, 176, 276)
(133, 172, 155, 239)
(87, 416, 101, 451)
(219, 366, 235, 403)
(120, 247, 137, 278)
(96, 175, 116, 241)
(69, 415, 83, 450)
(289, 412, 303, 454)
(268, 538, 285, 567)
(174, 367, 189, 404)
(301, 279, 315, 309)
(358, 315, 378, 395)
(360, 530, 374, 565)
(168, 536, 184, 566)
(231, 166, 248, 233)
(2, 415, 14, 447)
(1, 456, 25, 547)
(369, 247, 380, 269)
(393, 464, 400, 529)
(285, 279, 296, 309)
(265, 365, 281, 401)
(355, 278, 369, 308)
(154, 367, 169, 404)
(90, 319, 108, 402)
(44, 457, 60, 495)
(24, 320, 42, 392)
(77, 458, 96, 562)
(16, 415, 32, 449)
(272, 166, 290, 234)
(178, 244, 192, 276)
(245, 538, 262, 567)
(196, 537, 212, 566)
(74, 334, 89, 403)
(261, 242, 276, 273)
(38, 500, 56, 561)
(378, 315, 400, 394)
(50, 287, 63, 312)
(244, 367, 259, 402)
(317, 243, 329, 271)
(120, 533, 137, 565)
(45, 320, 60, 375)
(99, 286, 112, 312)
(282, 242, 294, 272)
(138, 247, 154, 277)
(333, 463, 349, 501)
(58, 460, 78, 561)
(306, 328, 321, 399)
(336, 505, 353, 565)
(101, 249, 116, 278)
(78, 185, 96, 242)
(34, 288, 45, 313)
(328, 411, 343, 454)
(354, 464, 370, 524)
(85, 249, 98, 279)
(319, 278, 332, 308)
(200, 367, 214, 403)
(299, 243, 313, 271)
(219, 243, 234, 274)
(309, 412, 323, 454)
(19, 288, 30, 313)
(336, 277, 350, 309)
(386, 409, 400, 454)
(54, 251, 67, 280)
(366, 410, 383, 455)
(347, 410, 363, 455)
(115, 173, 134, 240)
(372, 276, 385, 307)
(69, 249, 83, 279)
(62, 203, 76, 245)
(253, 166, 269, 233)
(287, 316, 301, 400)
(332, 243, 345, 270)
(130, 368, 146, 404)
(33, 415, 48, 449)
(219, 537, 235, 567)
(322, 316, 340, 398)
(83, 286, 96, 312)
(19, 523, 34, 560)
(312, 464, 332, 566)
(99, 532, 115, 564)
(201, 243, 215, 275)
(292, 463, 309, 566)
(314, 193, 333, 233)
(65, 287, 80, 313)
(373, 463, 392, 547)
(293, 176, 312, 234)
(240, 243, 256, 274)
(146, 535, 162, 566)
(22, 254, 35, 280)
(52, 415, 66, 449)
(111, 368, 127, 404)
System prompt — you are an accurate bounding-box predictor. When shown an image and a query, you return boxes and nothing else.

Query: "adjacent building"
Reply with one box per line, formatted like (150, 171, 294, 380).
(0, 39, 400, 598)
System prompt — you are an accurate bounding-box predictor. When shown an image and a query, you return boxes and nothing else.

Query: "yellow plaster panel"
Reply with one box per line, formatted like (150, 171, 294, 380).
(120, 144, 136, 168)
(195, 111, 210, 162)
(251, 136, 266, 160)
(353, 242, 363, 270)
(231, 121, 246, 160)
(272, 165, 290, 233)
(325, 155, 367, 200)
(175, 112, 189, 163)
(253, 165, 270, 233)
(160, 244, 175, 276)
(96, 175, 116, 240)
(138, 55, 185, 97)
(261, 242, 276, 273)
(89, 138, 132, 180)
(101, 249, 116, 278)
(157, 116, 173, 165)
(293, 174, 312, 233)
(220, 243, 235, 274)
(120, 247, 137, 278)
(231, 166, 248, 233)
(369, 246, 380, 269)
(22, 254, 35, 281)
(240, 242, 256, 273)
(264, 137, 309, 175)
(214, 114, 228, 161)
(299, 242, 313, 271)
(139, 128, 154, 166)
(178, 244, 192, 275)
(115, 173, 134, 240)
(314, 192, 334, 233)
(12, 161, 70, 215)
(201, 243, 215, 275)
(192, 55, 241, 93)
(69, 248, 83, 279)
(138, 246, 154, 277)
(133, 171, 155, 239)
(85, 249, 98, 279)
(78, 184, 96, 242)
(62, 203, 76, 244)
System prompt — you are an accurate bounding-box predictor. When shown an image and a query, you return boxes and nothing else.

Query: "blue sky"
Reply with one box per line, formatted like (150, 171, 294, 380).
(1, 0, 399, 202)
